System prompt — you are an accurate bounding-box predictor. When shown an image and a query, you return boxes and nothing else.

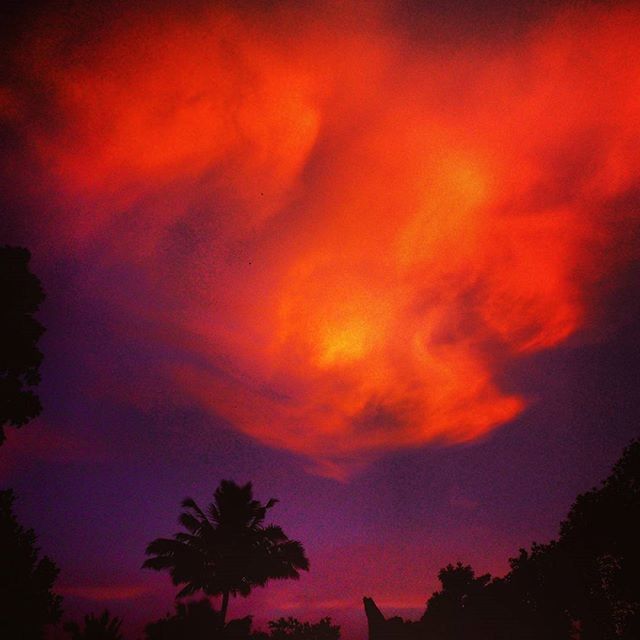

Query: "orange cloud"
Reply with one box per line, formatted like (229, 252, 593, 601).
(4, 2, 640, 476)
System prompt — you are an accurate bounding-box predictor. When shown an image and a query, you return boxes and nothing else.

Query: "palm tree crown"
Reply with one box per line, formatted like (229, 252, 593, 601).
(143, 480, 309, 624)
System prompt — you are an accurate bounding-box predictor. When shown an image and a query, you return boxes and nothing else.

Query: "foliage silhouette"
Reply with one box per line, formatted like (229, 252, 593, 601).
(420, 562, 492, 640)
(252, 617, 340, 640)
(364, 439, 640, 640)
(555, 437, 640, 638)
(144, 599, 252, 640)
(64, 610, 124, 640)
(0, 489, 62, 639)
(143, 480, 309, 627)
(0, 246, 45, 444)
(144, 602, 339, 640)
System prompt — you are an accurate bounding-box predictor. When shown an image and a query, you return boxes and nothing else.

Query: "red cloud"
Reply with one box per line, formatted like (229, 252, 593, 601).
(4, 2, 640, 476)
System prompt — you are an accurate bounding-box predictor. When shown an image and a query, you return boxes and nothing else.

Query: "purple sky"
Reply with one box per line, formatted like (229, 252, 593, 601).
(1, 1, 639, 638)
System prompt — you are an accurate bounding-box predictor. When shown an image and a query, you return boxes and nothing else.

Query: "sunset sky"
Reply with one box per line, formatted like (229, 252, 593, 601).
(1, 0, 639, 638)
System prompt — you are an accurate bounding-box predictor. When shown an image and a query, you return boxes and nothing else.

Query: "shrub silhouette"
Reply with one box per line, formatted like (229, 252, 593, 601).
(143, 480, 309, 627)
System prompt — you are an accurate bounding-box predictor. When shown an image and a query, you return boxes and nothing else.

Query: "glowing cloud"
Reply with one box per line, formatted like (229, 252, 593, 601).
(3, 2, 640, 476)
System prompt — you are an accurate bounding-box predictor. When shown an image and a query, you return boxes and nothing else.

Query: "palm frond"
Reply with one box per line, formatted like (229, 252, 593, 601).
(181, 497, 208, 521)
(179, 511, 205, 534)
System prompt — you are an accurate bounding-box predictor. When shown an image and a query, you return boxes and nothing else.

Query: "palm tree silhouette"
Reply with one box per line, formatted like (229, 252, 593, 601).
(143, 480, 309, 627)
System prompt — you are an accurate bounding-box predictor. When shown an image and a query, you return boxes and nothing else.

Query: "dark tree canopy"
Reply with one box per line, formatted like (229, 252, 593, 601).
(419, 563, 493, 639)
(0, 246, 45, 444)
(364, 438, 640, 640)
(143, 480, 310, 627)
(64, 610, 124, 640)
(0, 489, 62, 639)
(555, 438, 640, 638)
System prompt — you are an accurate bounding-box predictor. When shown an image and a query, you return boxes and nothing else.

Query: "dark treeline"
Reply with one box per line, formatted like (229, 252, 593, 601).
(144, 599, 339, 640)
(365, 438, 640, 640)
(3, 439, 639, 639)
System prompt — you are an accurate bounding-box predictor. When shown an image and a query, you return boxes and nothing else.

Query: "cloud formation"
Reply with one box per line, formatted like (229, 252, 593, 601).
(3, 1, 639, 476)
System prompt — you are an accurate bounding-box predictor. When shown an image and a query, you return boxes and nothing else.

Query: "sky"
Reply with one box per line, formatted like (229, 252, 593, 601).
(1, 0, 639, 638)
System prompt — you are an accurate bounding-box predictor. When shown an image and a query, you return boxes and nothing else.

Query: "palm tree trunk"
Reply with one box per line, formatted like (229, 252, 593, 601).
(220, 590, 229, 629)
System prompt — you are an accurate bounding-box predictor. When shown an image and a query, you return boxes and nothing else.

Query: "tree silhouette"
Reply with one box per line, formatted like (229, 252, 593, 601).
(362, 438, 640, 640)
(0, 489, 62, 639)
(499, 543, 575, 639)
(420, 562, 492, 640)
(64, 610, 124, 640)
(0, 246, 45, 445)
(143, 480, 309, 627)
(556, 438, 640, 638)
